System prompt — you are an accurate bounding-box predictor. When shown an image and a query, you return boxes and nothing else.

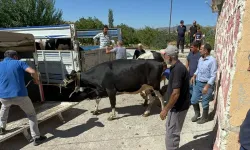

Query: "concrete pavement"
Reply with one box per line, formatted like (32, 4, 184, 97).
(0, 93, 216, 150)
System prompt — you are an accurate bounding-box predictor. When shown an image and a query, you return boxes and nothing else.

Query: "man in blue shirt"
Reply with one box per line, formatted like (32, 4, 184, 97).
(186, 41, 201, 122)
(0, 50, 46, 146)
(176, 20, 186, 53)
(190, 44, 217, 124)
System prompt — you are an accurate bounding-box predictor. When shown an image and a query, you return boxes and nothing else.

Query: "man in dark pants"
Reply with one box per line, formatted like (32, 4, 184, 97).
(176, 20, 186, 53)
(239, 109, 250, 150)
(185, 41, 201, 101)
(160, 45, 190, 150)
(0, 50, 47, 146)
(189, 21, 197, 47)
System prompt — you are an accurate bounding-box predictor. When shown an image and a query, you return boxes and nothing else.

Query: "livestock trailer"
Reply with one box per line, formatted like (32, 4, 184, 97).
(0, 24, 122, 100)
(0, 31, 79, 143)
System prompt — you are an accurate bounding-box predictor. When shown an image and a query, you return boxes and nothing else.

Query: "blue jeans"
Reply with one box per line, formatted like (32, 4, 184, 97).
(189, 84, 193, 99)
(240, 146, 247, 150)
(191, 81, 214, 109)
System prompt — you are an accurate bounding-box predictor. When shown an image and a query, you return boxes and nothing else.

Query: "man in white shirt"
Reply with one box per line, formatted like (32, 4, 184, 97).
(93, 25, 112, 48)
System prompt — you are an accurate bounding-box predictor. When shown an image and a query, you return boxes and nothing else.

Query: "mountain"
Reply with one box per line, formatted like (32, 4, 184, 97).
(157, 24, 215, 32)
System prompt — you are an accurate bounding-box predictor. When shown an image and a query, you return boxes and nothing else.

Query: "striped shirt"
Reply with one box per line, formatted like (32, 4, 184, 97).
(93, 32, 112, 48)
(194, 55, 217, 85)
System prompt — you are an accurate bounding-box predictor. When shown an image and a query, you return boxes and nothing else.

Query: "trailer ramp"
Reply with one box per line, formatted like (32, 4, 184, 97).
(0, 101, 78, 143)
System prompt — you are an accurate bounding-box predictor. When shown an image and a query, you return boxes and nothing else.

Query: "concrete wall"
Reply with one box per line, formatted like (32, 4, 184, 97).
(213, 0, 250, 149)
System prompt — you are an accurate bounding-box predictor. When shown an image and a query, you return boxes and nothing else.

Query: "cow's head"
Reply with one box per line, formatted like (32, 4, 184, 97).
(62, 70, 107, 99)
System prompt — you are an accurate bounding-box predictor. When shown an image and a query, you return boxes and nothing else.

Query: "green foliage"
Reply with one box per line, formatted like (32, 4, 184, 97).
(108, 9, 114, 28)
(0, 0, 63, 27)
(201, 26, 215, 49)
(75, 17, 104, 45)
(117, 23, 139, 45)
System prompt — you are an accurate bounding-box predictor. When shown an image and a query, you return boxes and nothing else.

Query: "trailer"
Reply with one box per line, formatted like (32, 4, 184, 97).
(0, 24, 122, 95)
(0, 31, 79, 143)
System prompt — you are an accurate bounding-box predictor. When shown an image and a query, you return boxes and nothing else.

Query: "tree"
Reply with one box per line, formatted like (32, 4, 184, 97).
(0, 0, 63, 27)
(75, 17, 104, 45)
(117, 23, 138, 45)
(108, 9, 114, 28)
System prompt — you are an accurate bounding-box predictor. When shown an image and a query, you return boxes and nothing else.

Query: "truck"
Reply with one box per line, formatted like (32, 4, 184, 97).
(0, 24, 122, 101)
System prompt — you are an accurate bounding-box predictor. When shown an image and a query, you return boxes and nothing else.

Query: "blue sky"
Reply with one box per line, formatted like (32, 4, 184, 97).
(55, 0, 218, 29)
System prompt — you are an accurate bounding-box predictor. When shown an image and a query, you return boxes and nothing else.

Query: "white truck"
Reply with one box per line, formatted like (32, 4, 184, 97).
(0, 24, 122, 85)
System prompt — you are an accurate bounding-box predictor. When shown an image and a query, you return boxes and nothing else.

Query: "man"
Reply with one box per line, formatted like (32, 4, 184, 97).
(189, 20, 198, 46)
(190, 44, 217, 124)
(160, 45, 190, 150)
(176, 20, 186, 53)
(93, 25, 112, 49)
(133, 43, 146, 59)
(106, 41, 127, 60)
(194, 26, 203, 50)
(186, 41, 201, 101)
(239, 109, 250, 150)
(0, 50, 47, 146)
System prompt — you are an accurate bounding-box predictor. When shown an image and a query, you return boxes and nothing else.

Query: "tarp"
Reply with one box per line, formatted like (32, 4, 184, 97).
(0, 31, 35, 52)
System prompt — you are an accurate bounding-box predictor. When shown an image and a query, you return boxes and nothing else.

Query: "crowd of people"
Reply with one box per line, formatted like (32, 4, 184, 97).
(0, 24, 249, 150)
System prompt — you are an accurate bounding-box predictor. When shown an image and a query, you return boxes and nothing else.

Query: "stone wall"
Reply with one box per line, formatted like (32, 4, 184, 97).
(212, 0, 250, 149)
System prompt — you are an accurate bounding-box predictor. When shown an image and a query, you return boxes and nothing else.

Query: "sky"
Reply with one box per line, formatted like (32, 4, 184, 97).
(55, 0, 218, 29)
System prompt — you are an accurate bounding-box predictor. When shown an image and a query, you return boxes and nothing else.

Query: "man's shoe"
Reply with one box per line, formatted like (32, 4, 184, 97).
(191, 104, 201, 122)
(0, 127, 6, 135)
(197, 108, 209, 124)
(33, 135, 47, 146)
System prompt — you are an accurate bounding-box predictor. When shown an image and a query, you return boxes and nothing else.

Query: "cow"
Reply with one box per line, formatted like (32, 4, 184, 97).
(63, 59, 166, 121)
(136, 51, 166, 106)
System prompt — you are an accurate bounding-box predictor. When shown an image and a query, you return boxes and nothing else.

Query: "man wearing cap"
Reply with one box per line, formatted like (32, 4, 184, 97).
(133, 43, 146, 59)
(176, 20, 187, 53)
(160, 45, 190, 150)
(0, 50, 47, 146)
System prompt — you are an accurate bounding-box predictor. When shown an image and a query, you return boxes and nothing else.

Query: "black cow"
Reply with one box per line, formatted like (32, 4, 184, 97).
(64, 59, 165, 121)
(136, 51, 167, 106)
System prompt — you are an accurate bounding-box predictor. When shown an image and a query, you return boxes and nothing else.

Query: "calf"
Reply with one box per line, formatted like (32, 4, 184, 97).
(64, 59, 165, 120)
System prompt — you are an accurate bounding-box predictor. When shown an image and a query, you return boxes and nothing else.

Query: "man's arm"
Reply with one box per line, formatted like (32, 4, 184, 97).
(106, 47, 117, 54)
(93, 33, 101, 45)
(163, 69, 182, 111)
(207, 58, 218, 86)
(163, 88, 180, 112)
(186, 54, 190, 70)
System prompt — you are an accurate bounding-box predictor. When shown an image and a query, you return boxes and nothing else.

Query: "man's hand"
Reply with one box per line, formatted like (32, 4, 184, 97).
(190, 76, 195, 85)
(33, 79, 40, 85)
(202, 84, 210, 94)
(160, 109, 168, 120)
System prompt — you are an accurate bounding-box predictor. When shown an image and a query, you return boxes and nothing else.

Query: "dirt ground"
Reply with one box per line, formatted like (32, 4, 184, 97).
(0, 93, 216, 150)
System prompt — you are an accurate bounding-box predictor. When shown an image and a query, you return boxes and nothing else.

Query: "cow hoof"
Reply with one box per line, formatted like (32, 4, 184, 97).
(142, 113, 150, 117)
(107, 116, 115, 121)
(91, 110, 102, 115)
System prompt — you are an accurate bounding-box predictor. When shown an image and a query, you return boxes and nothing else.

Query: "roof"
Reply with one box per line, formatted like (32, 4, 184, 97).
(0, 31, 35, 52)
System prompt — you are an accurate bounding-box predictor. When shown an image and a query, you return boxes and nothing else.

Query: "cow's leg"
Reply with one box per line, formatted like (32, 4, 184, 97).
(92, 98, 102, 115)
(154, 90, 165, 110)
(140, 91, 148, 107)
(106, 88, 117, 121)
(143, 90, 155, 117)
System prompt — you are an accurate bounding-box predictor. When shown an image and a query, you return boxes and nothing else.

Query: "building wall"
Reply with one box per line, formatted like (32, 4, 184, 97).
(213, 0, 249, 149)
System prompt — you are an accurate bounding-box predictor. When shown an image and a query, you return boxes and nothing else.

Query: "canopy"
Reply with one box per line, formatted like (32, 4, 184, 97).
(0, 31, 36, 52)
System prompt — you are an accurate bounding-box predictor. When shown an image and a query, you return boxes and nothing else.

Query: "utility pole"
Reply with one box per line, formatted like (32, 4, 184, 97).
(169, 0, 173, 35)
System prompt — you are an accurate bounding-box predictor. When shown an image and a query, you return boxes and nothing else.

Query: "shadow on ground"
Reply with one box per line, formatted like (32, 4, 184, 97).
(0, 107, 87, 150)
(45, 117, 104, 142)
(179, 120, 218, 150)
(96, 102, 162, 120)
